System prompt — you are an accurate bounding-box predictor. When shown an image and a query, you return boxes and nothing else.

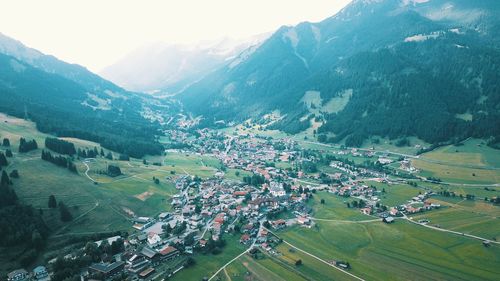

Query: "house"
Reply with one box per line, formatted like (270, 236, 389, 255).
(297, 216, 311, 226)
(140, 247, 159, 262)
(127, 254, 148, 273)
(158, 212, 171, 221)
(95, 236, 121, 247)
(240, 234, 251, 244)
(147, 232, 161, 247)
(88, 261, 125, 279)
(7, 269, 29, 281)
(271, 219, 286, 229)
(158, 245, 179, 260)
(33, 266, 50, 281)
(138, 268, 155, 279)
(383, 217, 395, 223)
(360, 207, 372, 215)
(269, 182, 286, 197)
(233, 191, 247, 197)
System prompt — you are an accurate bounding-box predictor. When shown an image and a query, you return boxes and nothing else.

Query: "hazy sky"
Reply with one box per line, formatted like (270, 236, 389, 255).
(0, 0, 351, 72)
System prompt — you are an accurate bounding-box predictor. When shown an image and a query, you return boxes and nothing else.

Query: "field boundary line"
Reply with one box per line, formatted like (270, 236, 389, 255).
(265, 228, 365, 281)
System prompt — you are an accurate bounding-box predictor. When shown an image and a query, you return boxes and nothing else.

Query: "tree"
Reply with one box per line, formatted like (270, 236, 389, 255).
(32, 230, 44, 251)
(184, 257, 196, 268)
(106, 152, 113, 160)
(320, 199, 325, 204)
(9, 170, 19, 178)
(295, 259, 302, 266)
(0, 152, 8, 166)
(107, 165, 122, 177)
(19, 138, 38, 153)
(45, 138, 76, 155)
(2, 138, 10, 146)
(5, 149, 13, 157)
(1, 170, 10, 186)
(59, 201, 73, 222)
(244, 193, 252, 202)
(119, 154, 130, 161)
(48, 195, 57, 208)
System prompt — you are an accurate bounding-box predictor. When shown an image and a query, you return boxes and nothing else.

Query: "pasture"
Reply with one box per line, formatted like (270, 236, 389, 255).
(413, 139, 500, 184)
(278, 219, 500, 281)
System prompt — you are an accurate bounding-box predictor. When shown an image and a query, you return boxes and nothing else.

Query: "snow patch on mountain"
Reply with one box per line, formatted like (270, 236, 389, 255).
(404, 31, 442, 42)
(311, 25, 321, 43)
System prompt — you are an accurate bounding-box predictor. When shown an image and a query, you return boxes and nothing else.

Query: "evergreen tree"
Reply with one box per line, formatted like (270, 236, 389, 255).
(2, 138, 10, 147)
(5, 149, 13, 157)
(0, 152, 8, 166)
(9, 170, 19, 178)
(59, 201, 73, 222)
(48, 195, 57, 208)
(1, 170, 10, 186)
(106, 152, 113, 160)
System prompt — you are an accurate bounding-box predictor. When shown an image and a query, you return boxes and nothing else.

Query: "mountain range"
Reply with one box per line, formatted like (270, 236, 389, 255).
(100, 34, 269, 94)
(1, 0, 499, 152)
(175, 0, 500, 147)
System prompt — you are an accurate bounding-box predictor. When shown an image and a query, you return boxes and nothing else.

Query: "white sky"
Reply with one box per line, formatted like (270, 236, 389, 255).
(0, 0, 351, 72)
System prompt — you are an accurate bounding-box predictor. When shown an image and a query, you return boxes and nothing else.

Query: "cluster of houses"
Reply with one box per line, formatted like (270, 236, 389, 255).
(7, 127, 445, 281)
(6, 267, 49, 281)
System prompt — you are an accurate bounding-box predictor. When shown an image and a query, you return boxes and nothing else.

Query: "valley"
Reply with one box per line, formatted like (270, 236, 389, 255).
(0, 112, 498, 280)
(0, 0, 499, 280)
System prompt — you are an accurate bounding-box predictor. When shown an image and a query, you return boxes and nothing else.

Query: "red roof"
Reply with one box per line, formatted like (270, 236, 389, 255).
(159, 246, 178, 256)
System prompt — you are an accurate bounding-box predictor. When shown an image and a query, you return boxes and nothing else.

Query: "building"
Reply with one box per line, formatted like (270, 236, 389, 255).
(33, 266, 50, 281)
(88, 261, 125, 279)
(7, 269, 28, 281)
(147, 232, 161, 247)
(158, 245, 179, 260)
(383, 216, 395, 223)
(269, 182, 286, 197)
(138, 268, 155, 279)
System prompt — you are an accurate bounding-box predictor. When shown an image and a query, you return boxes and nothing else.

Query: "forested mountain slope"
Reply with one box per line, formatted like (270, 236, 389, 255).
(0, 35, 164, 157)
(179, 0, 500, 146)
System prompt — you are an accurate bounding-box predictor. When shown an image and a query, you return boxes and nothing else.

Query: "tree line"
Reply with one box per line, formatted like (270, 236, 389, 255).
(41, 150, 78, 173)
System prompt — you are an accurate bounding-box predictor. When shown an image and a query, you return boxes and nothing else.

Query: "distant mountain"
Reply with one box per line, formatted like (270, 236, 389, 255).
(100, 34, 269, 94)
(179, 0, 500, 146)
(0, 34, 164, 157)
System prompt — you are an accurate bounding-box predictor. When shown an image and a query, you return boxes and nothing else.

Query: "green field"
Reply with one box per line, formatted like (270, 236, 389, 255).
(308, 192, 372, 221)
(170, 235, 247, 281)
(278, 220, 500, 281)
(0, 114, 184, 271)
(367, 181, 423, 207)
(217, 243, 359, 281)
(412, 198, 500, 241)
(413, 139, 500, 184)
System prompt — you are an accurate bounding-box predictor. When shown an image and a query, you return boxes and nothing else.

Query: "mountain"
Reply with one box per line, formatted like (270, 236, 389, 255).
(179, 0, 500, 147)
(100, 34, 269, 94)
(0, 34, 164, 157)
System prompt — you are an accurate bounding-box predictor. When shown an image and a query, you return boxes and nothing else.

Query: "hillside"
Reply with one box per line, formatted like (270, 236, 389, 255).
(0, 34, 165, 157)
(179, 0, 500, 146)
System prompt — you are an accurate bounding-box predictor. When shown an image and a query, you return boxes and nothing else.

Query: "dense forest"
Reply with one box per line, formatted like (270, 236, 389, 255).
(0, 170, 49, 266)
(45, 137, 76, 155)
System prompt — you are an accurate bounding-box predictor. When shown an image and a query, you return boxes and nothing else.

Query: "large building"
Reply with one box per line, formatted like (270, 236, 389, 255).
(88, 261, 125, 279)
